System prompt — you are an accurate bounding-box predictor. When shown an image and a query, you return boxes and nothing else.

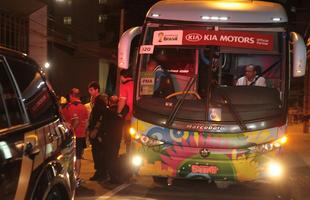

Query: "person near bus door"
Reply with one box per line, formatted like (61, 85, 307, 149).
(87, 81, 109, 181)
(105, 95, 128, 183)
(117, 69, 134, 153)
(62, 88, 89, 186)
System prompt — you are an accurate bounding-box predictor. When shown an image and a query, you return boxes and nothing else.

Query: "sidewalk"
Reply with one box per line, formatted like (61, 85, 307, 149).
(76, 141, 127, 199)
(286, 123, 310, 167)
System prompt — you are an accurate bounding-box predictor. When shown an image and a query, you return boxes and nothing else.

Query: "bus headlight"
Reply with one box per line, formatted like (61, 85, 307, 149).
(253, 136, 288, 153)
(273, 135, 287, 148)
(132, 155, 142, 167)
(129, 127, 141, 140)
(129, 127, 136, 136)
(140, 135, 164, 146)
(267, 162, 283, 178)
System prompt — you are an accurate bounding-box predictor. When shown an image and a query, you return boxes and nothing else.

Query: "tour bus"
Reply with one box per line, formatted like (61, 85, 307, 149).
(118, 0, 307, 187)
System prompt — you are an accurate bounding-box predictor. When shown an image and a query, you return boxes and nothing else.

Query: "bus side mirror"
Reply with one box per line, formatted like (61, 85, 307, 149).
(290, 32, 306, 77)
(118, 26, 142, 69)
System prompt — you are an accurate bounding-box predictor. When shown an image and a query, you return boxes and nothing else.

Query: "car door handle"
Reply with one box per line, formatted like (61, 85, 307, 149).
(24, 142, 40, 158)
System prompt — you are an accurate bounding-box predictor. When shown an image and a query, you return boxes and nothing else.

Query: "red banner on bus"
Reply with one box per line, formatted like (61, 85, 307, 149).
(182, 30, 274, 51)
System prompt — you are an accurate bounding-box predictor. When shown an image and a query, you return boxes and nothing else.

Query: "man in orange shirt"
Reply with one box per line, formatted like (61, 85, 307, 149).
(62, 88, 89, 185)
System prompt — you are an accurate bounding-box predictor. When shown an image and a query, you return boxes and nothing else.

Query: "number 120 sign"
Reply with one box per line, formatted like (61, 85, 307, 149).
(139, 45, 154, 54)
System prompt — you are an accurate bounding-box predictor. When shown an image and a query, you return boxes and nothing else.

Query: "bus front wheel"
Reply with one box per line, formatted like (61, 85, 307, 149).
(152, 176, 168, 185)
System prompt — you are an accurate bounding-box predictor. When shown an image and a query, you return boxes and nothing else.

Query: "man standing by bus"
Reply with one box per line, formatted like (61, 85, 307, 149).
(62, 88, 89, 185)
(118, 69, 133, 153)
(87, 81, 109, 181)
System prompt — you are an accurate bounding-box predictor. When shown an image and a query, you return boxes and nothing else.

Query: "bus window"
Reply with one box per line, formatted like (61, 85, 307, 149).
(139, 48, 197, 98)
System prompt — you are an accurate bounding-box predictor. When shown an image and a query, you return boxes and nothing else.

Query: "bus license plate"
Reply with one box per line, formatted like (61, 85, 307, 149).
(191, 165, 219, 175)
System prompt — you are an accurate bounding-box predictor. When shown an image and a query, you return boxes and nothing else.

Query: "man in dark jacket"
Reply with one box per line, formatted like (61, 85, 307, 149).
(105, 95, 125, 183)
(87, 81, 109, 181)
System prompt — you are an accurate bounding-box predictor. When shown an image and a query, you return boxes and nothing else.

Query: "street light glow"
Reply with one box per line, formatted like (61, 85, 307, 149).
(272, 17, 281, 22)
(151, 13, 160, 17)
(44, 62, 50, 69)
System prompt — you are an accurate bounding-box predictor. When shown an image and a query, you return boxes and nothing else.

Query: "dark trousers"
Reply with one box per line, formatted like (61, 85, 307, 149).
(106, 139, 121, 180)
(123, 120, 131, 153)
(106, 120, 123, 181)
(90, 136, 108, 177)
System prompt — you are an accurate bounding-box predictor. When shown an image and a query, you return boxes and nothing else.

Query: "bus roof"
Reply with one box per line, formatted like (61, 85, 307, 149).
(146, 0, 287, 23)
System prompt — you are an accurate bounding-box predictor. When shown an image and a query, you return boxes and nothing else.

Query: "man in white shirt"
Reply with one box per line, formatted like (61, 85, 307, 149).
(236, 64, 266, 87)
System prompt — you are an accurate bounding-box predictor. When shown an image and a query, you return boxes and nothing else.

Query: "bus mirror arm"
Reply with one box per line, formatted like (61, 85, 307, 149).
(118, 26, 142, 69)
(290, 32, 306, 77)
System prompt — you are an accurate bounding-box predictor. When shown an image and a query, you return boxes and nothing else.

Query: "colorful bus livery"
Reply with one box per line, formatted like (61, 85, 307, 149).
(130, 119, 287, 182)
(118, 0, 306, 186)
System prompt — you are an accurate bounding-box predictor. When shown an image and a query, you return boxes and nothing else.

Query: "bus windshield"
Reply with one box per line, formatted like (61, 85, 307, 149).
(135, 23, 287, 131)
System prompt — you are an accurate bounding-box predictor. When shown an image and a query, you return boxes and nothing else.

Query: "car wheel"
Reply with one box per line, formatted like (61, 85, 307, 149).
(46, 186, 64, 200)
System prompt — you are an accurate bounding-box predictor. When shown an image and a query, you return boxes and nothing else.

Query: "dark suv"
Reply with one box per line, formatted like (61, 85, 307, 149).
(0, 47, 75, 200)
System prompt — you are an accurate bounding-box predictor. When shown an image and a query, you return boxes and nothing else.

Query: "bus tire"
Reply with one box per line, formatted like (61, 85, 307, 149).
(152, 176, 168, 185)
(214, 181, 232, 189)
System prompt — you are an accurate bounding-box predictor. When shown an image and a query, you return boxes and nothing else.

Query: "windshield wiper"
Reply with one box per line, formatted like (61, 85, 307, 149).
(166, 75, 197, 126)
(250, 60, 281, 86)
(215, 88, 247, 131)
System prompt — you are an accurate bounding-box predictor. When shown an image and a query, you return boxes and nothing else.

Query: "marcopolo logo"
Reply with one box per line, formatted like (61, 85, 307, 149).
(185, 33, 203, 42)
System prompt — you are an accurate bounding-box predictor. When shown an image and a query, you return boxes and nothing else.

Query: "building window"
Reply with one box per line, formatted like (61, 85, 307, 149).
(63, 16, 72, 25)
(98, 14, 108, 23)
(0, 11, 28, 53)
(99, 0, 107, 4)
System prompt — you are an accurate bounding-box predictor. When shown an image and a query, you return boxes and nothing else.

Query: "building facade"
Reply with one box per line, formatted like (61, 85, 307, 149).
(0, 1, 47, 67)
(47, 0, 121, 99)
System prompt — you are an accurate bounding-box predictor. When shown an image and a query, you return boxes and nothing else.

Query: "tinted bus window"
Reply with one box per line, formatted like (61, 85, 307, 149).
(0, 59, 24, 127)
(7, 58, 58, 123)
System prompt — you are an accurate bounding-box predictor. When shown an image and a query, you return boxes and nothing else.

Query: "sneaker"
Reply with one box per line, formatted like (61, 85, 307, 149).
(89, 175, 99, 181)
(76, 178, 82, 187)
(109, 178, 122, 184)
(96, 175, 108, 181)
(89, 174, 107, 181)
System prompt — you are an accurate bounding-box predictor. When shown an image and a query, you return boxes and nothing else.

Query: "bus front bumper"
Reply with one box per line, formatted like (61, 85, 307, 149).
(130, 143, 285, 182)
